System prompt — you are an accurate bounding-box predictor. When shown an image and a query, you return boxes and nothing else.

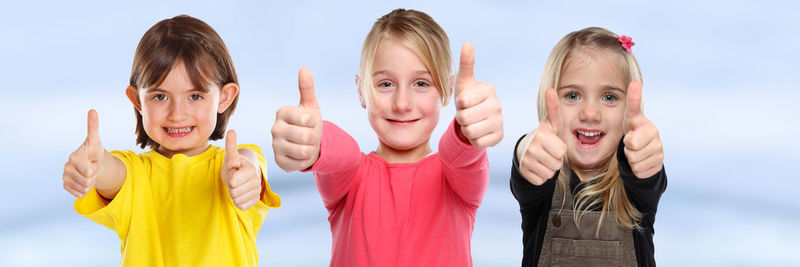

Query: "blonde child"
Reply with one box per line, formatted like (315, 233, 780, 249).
(510, 27, 666, 266)
(271, 8, 503, 266)
(62, 15, 280, 266)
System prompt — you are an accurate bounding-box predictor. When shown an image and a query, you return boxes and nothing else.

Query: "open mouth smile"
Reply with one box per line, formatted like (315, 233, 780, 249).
(575, 129, 604, 148)
(164, 126, 194, 137)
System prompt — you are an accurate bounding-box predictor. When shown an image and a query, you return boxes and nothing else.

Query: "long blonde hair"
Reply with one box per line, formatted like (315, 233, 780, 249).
(357, 8, 453, 108)
(538, 27, 644, 235)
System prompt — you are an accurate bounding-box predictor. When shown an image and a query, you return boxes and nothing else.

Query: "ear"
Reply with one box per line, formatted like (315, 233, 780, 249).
(125, 86, 142, 111)
(355, 75, 366, 109)
(218, 83, 240, 113)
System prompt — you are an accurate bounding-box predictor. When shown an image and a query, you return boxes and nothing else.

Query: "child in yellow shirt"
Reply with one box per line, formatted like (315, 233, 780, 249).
(61, 15, 280, 266)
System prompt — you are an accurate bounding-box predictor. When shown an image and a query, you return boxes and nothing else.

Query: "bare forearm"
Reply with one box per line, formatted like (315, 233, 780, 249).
(94, 151, 126, 199)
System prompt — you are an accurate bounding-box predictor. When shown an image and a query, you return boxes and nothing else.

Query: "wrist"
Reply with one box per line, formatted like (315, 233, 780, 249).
(516, 131, 535, 162)
(453, 120, 471, 145)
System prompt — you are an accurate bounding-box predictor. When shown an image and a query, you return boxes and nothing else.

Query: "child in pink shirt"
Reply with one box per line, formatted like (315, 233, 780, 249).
(271, 8, 504, 267)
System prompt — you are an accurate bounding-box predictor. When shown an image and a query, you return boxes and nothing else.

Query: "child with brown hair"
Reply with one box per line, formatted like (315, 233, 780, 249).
(62, 15, 280, 266)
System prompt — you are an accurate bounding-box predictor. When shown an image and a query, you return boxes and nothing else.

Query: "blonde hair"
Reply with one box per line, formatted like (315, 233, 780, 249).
(358, 8, 452, 108)
(538, 27, 644, 235)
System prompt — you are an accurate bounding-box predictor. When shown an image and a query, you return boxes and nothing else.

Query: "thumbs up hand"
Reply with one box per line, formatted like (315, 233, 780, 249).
(271, 67, 323, 172)
(517, 89, 567, 185)
(622, 81, 663, 178)
(454, 42, 503, 149)
(221, 130, 262, 210)
(63, 109, 107, 198)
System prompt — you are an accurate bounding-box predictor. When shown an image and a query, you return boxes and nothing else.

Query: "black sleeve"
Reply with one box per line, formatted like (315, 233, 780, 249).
(616, 138, 667, 267)
(510, 134, 557, 267)
(616, 138, 667, 216)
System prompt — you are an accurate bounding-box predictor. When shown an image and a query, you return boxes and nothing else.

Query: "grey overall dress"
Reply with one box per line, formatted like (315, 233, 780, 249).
(537, 181, 637, 266)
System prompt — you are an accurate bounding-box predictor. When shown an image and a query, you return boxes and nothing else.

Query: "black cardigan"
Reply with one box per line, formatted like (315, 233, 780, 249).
(510, 135, 667, 267)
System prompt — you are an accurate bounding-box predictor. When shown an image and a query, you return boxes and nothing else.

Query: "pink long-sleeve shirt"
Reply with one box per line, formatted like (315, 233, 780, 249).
(308, 120, 490, 267)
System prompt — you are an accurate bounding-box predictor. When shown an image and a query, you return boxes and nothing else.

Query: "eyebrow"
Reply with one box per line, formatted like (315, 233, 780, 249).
(557, 84, 580, 91)
(147, 87, 209, 93)
(557, 84, 626, 94)
(372, 69, 431, 77)
(605, 86, 626, 94)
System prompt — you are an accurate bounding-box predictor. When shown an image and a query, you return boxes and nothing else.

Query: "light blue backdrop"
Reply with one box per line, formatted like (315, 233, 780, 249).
(1, 0, 798, 266)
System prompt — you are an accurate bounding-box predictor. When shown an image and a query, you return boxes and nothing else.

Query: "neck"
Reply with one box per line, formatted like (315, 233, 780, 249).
(573, 168, 600, 181)
(570, 152, 616, 181)
(375, 139, 432, 163)
(155, 144, 210, 159)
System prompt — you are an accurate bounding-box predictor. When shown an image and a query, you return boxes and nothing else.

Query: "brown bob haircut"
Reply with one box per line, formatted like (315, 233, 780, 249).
(129, 15, 238, 149)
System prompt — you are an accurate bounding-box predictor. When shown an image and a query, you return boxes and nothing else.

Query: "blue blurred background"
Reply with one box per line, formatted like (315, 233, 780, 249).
(1, 0, 798, 266)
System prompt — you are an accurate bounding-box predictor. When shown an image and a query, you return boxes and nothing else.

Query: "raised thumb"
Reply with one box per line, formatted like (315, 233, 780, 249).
(543, 88, 561, 134)
(298, 67, 318, 109)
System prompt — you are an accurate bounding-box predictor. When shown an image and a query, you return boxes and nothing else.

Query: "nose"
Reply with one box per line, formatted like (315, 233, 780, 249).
(167, 99, 188, 121)
(392, 86, 412, 113)
(579, 100, 600, 122)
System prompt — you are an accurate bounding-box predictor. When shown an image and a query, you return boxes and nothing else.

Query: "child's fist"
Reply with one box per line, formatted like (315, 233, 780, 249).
(454, 42, 503, 149)
(271, 67, 323, 172)
(517, 89, 566, 185)
(623, 81, 664, 178)
(221, 130, 262, 210)
(63, 109, 105, 198)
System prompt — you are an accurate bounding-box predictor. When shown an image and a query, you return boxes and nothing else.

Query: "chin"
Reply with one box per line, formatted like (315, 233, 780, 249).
(384, 140, 422, 151)
(572, 150, 615, 170)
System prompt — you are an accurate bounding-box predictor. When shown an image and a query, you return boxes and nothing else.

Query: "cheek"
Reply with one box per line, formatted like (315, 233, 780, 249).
(419, 92, 442, 115)
(366, 104, 386, 131)
(608, 123, 625, 140)
(139, 105, 159, 125)
(200, 105, 219, 126)
(367, 102, 387, 118)
(608, 110, 625, 134)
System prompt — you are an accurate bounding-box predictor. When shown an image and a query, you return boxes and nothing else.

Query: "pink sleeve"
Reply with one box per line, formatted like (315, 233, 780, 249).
(438, 119, 490, 208)
(305, 121, 362, 210)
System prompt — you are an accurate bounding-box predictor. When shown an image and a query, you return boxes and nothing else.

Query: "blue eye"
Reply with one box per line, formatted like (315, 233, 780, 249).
(601, 93, 619, 104)
(152, 94, 166, 101)
(190, 94, 203, 101)
(376, 81, 394, 90)
(602, 93, 618, 103)
(565, 91, 580, 102)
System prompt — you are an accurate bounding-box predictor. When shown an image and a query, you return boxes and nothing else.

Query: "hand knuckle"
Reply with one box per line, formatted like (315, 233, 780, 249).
(300, 130, 312, 144)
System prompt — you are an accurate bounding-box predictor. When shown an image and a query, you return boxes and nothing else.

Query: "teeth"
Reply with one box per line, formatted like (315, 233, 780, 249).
(577, 130, 602, 137)
(167, 126, 192, 133)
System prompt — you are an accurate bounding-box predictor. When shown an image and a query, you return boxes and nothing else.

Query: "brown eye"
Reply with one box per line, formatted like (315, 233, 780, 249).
(152, 94, 166, 101)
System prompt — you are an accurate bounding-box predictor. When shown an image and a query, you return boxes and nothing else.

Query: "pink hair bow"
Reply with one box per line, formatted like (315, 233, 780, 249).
(618, 35, 635, 53)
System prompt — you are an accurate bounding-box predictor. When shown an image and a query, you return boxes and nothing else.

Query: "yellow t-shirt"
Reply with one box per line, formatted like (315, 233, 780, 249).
(74, 144, 281, 266)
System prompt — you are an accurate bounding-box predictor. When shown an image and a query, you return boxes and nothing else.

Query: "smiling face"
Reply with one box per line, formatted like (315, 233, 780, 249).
(127, 63, 236, 158)
(557, 48, 628, 173)
(365, 37, 442, 163)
